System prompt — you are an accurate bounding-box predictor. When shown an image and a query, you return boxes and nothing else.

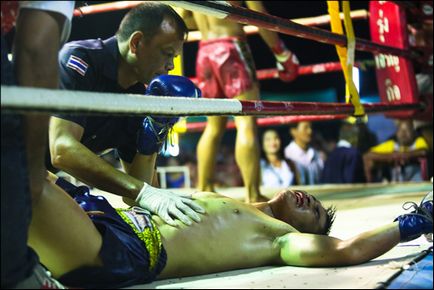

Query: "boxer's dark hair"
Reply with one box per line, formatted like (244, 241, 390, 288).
(323, 206, 336, 235)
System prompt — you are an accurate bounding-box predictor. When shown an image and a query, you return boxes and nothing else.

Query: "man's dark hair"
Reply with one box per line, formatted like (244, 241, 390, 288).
(288, 122, 300, 130)
(322, 205, 336, 235)
(116, 2, 188, 42)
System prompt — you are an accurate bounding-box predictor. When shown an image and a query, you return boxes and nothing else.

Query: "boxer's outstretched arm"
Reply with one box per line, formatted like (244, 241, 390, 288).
(275, 223, 400, 267)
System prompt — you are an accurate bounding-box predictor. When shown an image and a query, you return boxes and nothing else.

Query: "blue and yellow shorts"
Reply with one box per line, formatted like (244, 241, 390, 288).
(55, 178, 167, 289)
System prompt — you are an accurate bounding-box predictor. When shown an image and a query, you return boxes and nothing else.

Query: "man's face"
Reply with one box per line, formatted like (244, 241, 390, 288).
(396, 120, 415, 147)
(134, 18, 184, 84)
(263, 130, 281, 155)
(291, 122, 312, 146)
(270, 189, 327, 234)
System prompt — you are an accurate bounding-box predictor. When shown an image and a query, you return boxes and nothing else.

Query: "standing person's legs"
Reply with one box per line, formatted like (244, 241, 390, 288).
(234, 86, 268, 203)
(1, 34, 39, 288)
(196, 38, 266, 201)
(197, 116, 228, 191)
(234, 114, 261, 202)
(1, 114, 41, 288)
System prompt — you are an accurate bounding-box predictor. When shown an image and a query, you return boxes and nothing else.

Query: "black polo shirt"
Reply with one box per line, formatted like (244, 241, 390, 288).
(54, 36, 146, 163)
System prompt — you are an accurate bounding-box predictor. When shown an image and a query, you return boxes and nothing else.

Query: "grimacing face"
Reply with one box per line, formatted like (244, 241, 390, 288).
(134, 17, 184, 84)
(270, 189, 327, 234)
(263, 130, 281, 155)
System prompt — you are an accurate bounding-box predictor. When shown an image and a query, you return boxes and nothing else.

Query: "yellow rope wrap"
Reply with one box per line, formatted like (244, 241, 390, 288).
(327, 1, 365, 117)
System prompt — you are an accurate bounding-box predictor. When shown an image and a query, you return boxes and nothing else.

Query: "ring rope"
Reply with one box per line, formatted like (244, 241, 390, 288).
(73, 2, 369, 43)
(1, 86, 424, 117)
(186, 9, 369, 42)
(165, 1, 415, 59)
(176, 115, 349, 133)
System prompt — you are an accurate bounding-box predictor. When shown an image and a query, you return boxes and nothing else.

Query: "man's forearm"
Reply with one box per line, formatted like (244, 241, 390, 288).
(122, 153, 157, 185)
(53, 142, 143, 200)
(341, 223, 400, 265)
(364, 151, 427, 163)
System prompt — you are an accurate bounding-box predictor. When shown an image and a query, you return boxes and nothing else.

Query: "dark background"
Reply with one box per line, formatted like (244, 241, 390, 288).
(69, 1, 378, 101)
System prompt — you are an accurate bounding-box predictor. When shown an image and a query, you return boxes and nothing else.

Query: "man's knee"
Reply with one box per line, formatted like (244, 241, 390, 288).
(233, 84, 260, 101)
(235, 116, 257, 133)
(203, 118, 227, 139)
(236, 132, 258, 149)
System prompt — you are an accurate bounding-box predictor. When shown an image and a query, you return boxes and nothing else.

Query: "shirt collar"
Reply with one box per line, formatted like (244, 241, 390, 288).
(288, 141, 315, 160)
(337, 140, 352, 148)
(102, 36, 119, 81)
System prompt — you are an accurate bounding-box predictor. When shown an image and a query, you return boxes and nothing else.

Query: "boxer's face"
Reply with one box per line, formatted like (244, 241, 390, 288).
(134, 17, 184, 84)
(270, 189, 330, 234)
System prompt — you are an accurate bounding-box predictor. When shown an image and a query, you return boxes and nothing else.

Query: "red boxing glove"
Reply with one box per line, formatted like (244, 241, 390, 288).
(272, 39, 299, 82)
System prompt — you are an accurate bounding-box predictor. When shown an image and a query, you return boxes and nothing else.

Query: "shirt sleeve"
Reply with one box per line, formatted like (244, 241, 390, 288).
(414, 137, 429, 150)
(59, 45, 96, 91)
(56, 45, 96, 127)
(370, 140, 395, 153)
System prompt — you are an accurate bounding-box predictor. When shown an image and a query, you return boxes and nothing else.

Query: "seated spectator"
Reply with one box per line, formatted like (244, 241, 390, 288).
(321, 121, 366, 184)
(260, 129, 300, 187)
(364, 119, 429, 182)
(284, 122, 324, 185)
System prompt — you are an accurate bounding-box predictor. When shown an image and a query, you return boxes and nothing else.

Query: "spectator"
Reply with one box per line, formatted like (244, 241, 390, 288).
(364, 119, 429, 182)
(321, 121, 367, 184)
(260, 129, 300, 187)
(284, 122, 324, 185)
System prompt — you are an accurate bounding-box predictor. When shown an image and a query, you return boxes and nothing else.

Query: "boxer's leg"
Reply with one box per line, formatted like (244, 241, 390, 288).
(197, 116, 228, 192)
(29, 179, 103, 278)
(234, 86, 268, 203)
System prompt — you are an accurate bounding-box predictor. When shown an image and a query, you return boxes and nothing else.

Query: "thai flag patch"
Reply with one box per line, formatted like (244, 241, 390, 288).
(66, 55, 89, 76)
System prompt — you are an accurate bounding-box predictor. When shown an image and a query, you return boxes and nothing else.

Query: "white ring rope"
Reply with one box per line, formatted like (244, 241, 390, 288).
(1, 86, 242, 116)
(165, 1, 231, 19)
(1, 85, 423, 117)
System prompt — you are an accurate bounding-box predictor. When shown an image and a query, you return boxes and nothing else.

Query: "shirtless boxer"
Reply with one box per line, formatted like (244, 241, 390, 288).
(28, 175, 432, 288)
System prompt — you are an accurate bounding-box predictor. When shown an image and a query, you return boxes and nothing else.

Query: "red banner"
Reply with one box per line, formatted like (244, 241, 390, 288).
(370, 1, 419, 119)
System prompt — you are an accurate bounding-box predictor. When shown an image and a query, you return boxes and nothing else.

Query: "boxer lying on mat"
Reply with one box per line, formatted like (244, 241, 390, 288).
(29, 175, 432, 288)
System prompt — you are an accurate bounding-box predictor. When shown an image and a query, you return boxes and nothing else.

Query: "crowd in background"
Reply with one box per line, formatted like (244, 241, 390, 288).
(154, 118, 432, 189)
